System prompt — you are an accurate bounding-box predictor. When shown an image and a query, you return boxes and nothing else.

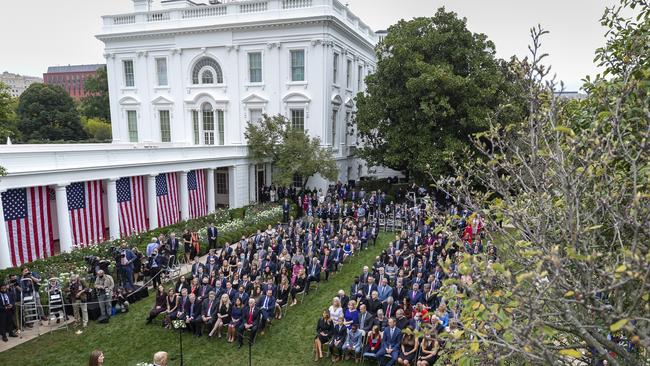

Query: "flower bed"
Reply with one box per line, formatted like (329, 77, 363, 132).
(0, 202, 294, 281)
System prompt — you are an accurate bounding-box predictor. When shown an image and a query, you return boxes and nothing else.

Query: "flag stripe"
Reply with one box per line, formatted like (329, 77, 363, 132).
(68, 180, 105, 248)
(156, 172, 179, 227)
(2, 186, 53, 267)
(117, 176, 148, 237)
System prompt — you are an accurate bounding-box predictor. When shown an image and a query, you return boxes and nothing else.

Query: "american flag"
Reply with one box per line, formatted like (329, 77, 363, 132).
(156, 173, 179, 227)
(2, 186, 54, 266)
(67, 181, 105, 247)
(117, 176, 147, 236)
(188, 169, 207, 218)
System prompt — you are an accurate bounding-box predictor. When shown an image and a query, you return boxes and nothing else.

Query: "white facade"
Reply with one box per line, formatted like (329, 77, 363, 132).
(98, 0, 377, 185)
(0, 0, 377, 269)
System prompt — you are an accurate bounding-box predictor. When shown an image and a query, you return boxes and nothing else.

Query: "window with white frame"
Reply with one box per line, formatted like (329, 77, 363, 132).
(192, 110, 200, 145)
(333, 52, 339, 84)
(156, 58, 168, 86)
(290, 108, 305, 130)
(216, 110, 225, 146)
(292, 174, 303, 188)
(344, 111, 351, 145)
(127, 110, 138, 142)
(331, 108, 338, 149)
(248, 52, 262, 83)
(123, 60, 135, 87)
(346, 59, 352, 89)
(159, 110, 171, 142)
(216, 172, 228, 194)
(202, 103, 215, 145)
(192, 57, 223, 85)
(249, 108, 263, 124)
(290, 50, 305, 82)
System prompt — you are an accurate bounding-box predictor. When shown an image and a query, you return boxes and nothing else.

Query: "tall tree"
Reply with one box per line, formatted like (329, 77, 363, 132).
(245, 114, 338, 188)
(433, 2, 650, 365)
(0, 82, 19, 142)
(81, 66, 111, 122)
(355, 8, 525, 181)
(17, 83, 87, 141)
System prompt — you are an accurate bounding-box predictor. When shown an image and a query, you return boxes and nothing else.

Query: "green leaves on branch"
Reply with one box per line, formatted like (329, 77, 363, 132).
(244, 114, 338, 188)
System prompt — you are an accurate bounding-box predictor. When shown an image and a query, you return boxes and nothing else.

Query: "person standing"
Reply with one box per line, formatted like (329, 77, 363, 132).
(117, 243, 136, 291)
(167, 233, 179, 261)
(94, 270, 114, 323)
(282, 198, 291, 223)
(0, 283, 18, 342)
(69, 274, 89, 328)
(207, 223, 218, 250)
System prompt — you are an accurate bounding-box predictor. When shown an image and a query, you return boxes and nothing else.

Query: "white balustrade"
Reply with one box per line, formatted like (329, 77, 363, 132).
(112, 15, 136, 25)
(147, 11, 171, 22)
(182, 5, 227, 19)
(240, 1, 269, 13)
(282, 0, 312, 9)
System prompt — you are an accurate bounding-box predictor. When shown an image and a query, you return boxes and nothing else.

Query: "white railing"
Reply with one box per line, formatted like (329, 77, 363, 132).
(282, 0, 312, 9)
(239, 1, 268, 13)
(112, 15, 136, 25)
(147, 12, 171, 22)
(182, 5, 227, 19)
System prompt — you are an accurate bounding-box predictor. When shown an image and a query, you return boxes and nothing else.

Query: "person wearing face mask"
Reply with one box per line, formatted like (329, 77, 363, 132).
(148, 250, 164, 288)
(94, 270, 114, 323)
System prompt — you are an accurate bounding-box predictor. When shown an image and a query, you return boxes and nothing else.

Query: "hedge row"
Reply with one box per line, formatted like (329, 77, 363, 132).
(0, 202, 295, 281)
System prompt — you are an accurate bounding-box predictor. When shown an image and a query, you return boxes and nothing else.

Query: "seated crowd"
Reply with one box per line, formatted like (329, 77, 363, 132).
(143, 184, 389, 348)
(313, 201, 493, 365)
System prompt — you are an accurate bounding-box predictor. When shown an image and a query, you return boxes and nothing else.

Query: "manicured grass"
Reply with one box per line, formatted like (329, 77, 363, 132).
(0, 234, 392, 366)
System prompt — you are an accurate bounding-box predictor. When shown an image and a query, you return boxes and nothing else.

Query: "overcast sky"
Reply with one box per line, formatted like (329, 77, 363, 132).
(0, 0, 615, 90)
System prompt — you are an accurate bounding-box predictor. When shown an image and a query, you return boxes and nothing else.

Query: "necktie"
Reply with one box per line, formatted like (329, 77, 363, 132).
(390, 328, 394, 340)
(264, 297, 268, 309)
(387, 305, 391, 317)
(249, 309, 253, 324)
(207, 300, 213, 315)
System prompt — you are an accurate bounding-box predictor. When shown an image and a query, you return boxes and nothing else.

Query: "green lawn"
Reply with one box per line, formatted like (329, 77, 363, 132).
(0, 234, 392, 366)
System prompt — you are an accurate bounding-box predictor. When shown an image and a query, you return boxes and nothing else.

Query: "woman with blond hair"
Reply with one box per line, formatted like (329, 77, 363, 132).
(209, 293, 231, 338)
(328, 297, 344, 324)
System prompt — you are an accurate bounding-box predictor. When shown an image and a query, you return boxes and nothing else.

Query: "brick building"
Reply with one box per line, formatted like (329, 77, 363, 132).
(43, 64, 105, 100)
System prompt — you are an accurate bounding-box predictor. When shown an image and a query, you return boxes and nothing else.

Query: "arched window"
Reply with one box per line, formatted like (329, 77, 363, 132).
(192, 57, 223, 84)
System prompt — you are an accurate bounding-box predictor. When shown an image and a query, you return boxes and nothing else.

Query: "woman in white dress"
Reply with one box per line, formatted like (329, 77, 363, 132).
(328, 297, 344, 324)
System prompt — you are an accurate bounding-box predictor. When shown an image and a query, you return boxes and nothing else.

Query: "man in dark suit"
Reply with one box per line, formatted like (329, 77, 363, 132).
(363, 276, 378, 299)
(0, 283, 18, 341)
(196, 278, 213, 306)
(358, 303, 374, 333)
(376, 317, 401, 366)
(305, 257, 321, 294)
(170, 288, 190, 322)
(392, 281, 407, 303)
(207, 223, 218, 250)
(257, 289, 276, 331)
(408, 284, 424, 305)
(382, 297, 397, 319)
(167, 233, 180, 260)
(238, 298, 261, 348)
(185, 294, 199, 335)
(198, 291, 217, 337)
(282, 198, 291, 223)
(321, 248, 334, 281)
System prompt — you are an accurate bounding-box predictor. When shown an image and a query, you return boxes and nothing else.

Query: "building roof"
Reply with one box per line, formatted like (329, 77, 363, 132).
(46, 64, 105, 74)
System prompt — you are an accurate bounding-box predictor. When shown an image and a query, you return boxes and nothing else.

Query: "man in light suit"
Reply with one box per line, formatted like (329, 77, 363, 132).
(207, 223, 218, 250)
(376, 278, 392, 303)
(376, 317, 401, 366)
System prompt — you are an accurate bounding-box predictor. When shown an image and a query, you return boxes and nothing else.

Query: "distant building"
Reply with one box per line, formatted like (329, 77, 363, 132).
(0, 71, 43, 97)
(43, 64, 105, 100)
(555, 91, 587, 100)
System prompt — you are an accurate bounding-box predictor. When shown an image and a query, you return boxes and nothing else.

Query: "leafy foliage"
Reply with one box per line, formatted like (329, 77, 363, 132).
(82, 117, 112, 141)
(17, 83, 87, 141)
(432, 2, 650, 365)
(355, 8, 525, 181)
(245, 114, 339, 188)
(81, 66, 111, 122)
(0, 82, 20, 142)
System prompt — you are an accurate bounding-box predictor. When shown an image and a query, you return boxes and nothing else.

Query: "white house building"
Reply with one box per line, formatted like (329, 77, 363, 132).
(0, 0, 378, 269)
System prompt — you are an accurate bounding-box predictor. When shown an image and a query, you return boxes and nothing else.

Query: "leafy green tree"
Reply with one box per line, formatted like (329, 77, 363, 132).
(433, 2, 650, 365)
(245, 114, 338, 188)
(17, 83, 87, 141)
(355, 8, 525, 181)
(81, 66, 111, 122)
(0, 82, 20, 142)
(82, 117, 112, 141)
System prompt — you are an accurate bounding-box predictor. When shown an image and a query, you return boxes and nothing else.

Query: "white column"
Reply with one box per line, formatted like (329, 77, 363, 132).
(0, 190, 12, 269)
(55, 184, 73, 253)
(206, 168, 216, 214)
(106, 178, 120, 240)
(249, 164, 256, 204)
(265, 163, 273, 187)
(179, 171, 189, 220)
(147, 174, 158, 230)
(228, 166, 236, 209)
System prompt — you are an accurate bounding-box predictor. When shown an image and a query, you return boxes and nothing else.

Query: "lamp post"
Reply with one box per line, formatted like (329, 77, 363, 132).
(172, 319, 186, 366)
